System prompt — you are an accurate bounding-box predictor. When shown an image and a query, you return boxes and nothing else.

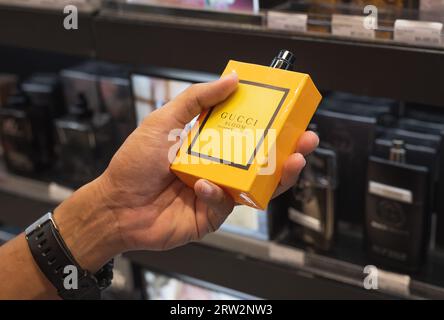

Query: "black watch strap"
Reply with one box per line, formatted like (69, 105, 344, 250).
(25, 213, 113, 300)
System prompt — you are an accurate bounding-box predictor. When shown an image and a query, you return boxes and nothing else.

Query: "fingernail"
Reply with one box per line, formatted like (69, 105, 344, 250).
(222, 71, 238, 81)
(296, 153, 306, 168)
(200, 180, 214, 196)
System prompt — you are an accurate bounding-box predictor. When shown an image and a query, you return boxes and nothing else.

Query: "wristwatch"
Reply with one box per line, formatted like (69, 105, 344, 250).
(25, 212, 113, 300)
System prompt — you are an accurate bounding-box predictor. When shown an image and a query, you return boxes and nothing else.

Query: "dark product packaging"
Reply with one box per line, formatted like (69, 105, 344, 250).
(22, 74, 64, 118)
(61, 62, 102, 115)
(55, 94, 114, 188)
(366, 142, 431, 273)
(312, 94, 397, 226)
(0, 74, 62, 175)
(382, 125, 444, 247)
(0, 93, 36, 173)
(286, 145, 338, 250)
(373, 138, 437, 172)
(313, 109, 375, 226)
(0, 74, 18, 108)
(99, 68, 136, 146)
(396, 114, 444, 249)
(61, 62, 136, 147)
(323, 92, 398, 126)
(372, 135, 438, 238)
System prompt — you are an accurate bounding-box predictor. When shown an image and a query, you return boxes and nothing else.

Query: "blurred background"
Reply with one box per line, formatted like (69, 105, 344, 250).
(0, 0, 444, 300)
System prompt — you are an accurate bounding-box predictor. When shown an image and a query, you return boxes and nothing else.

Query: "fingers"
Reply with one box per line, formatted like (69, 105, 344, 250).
(271, 131, 319, 198)
(194, 179, 234, 233)
(165, 72, 239, 126)
(297, 130, 319, 156)
(193, 131, 318, 228)
(273, 153, 306, 198)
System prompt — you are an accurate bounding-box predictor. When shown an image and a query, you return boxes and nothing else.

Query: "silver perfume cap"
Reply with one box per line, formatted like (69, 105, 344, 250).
(389, 139, 406, 163)
(270, 50, 295, 70)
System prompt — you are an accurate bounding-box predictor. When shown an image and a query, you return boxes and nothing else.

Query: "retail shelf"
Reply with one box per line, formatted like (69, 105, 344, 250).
(2, 172, 444, 299)
(0, 169, 73, 228)
(93, 9, 444, 107)
(0, 2, 96, 57)
(0, 4, 443, 106)
(125, 230, 444, 300)
(125, 240, 392, 300)
(0, 230, 14, 244)
(0, 169, 73, 205)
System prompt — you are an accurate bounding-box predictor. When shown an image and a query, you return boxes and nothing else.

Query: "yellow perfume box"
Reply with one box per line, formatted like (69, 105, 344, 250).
(171, 60, 322, 209)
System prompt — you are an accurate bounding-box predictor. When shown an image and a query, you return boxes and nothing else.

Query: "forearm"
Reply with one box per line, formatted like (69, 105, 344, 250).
(0, 234, 57, 299)
(0, 177, 123, 299)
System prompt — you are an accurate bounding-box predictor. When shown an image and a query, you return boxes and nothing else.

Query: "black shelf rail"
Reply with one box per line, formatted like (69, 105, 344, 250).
(0, 3, 96, 57)
(94, 10, 444, 107)
(125, 244, 394, 300)
(0, 4, 443, 106)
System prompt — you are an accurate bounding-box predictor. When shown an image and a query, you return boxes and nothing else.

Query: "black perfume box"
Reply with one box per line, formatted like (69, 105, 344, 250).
(312, 94, 397, 226)
(366, 156, 430, 273)
(22, 73, 64, 118)
(61, 62, 136, 147)
(0, 74, 18, 108)
(0, 97, 36, 174)
(55, 113, 114, 188)
(0, 74, 62, 176)
(313, 109, 376, 225)
(61, 62, 102, 115)
(284, 145, 338, 251)
(396, 115, 444, 250)
(99, 66, 136, 145)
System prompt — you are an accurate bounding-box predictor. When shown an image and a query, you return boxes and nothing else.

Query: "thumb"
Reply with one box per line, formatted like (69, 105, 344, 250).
(163, 72, 238, 126)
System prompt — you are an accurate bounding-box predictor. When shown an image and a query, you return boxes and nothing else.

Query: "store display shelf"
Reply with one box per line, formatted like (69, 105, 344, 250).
(0, 170, 73, 206)
(0, 3, 443, 106)
(0, 230, 14, 245)
(0, 2, 96, 57)
(0, 170, 72, 228)
(1, 172, 444, 299)
(94, 9, 444, 107)
(125, 230, 444, 300)
(125, 240, 393, 300)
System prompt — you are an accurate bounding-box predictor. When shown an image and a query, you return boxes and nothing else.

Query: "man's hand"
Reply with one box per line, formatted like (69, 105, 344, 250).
(54, 73, 319, 272)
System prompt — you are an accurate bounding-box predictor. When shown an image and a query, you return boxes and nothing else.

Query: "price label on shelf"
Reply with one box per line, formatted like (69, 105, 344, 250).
(394, 20, 443, 46)
(332, 14, 375, 40)
(377, 269, 411, 297)
(269, 243, 305, 267)
(48, 182, 74, 203)
(267, 11, 308, 33)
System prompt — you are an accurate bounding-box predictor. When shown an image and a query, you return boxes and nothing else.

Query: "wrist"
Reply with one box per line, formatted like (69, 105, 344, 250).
(53, 176, 124, 273)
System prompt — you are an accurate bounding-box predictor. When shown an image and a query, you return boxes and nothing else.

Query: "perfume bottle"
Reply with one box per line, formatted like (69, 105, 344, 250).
(366, 140, 431, 273)
(396, 116, 444, 249)
(0, 74, 17, 108)
(99, 69, 136, 146)
(286, 125, 338, 251)
(0, 78, 58, 176)
(55, 94, 114, 188)
(172, 50, 322, 209)
(0, 92, 35, 174)
(22, 73, 64, 119)
(61, 62, 102, 115)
